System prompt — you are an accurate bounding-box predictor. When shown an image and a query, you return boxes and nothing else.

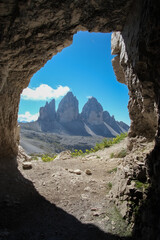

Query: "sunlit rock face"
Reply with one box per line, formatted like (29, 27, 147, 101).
(37, 99, 56, 132)
(111, 31, 158, 141)
(57, 92, 79, 123)
(81, 97, 103, 125)
(39, 99, 56, 122)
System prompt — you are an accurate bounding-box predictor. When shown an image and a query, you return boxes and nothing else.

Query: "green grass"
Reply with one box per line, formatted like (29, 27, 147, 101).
(110, 152, 115, 158)
(30, 153, 57, 162)
(116, 149, 127, 158)
(108, 182, 112, 190)
(71, 133, 127, 157)
(31, 156, 39, 160)
(135, 180, 149, 191)
(110, 149, 127, 159)
(107, 167, 117, 173)
(41, 154, 57, 162)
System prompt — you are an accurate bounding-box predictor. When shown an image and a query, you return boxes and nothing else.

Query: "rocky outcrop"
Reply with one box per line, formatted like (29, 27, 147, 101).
(103, 111, 128, 134)
(38, 99, 56, 132)
(111, 31, 158, 141)
(57, 92, 79, 123)
(22, 93, 129, 137)
(38, 99, 56, 122)
(81, 97, 103, 125)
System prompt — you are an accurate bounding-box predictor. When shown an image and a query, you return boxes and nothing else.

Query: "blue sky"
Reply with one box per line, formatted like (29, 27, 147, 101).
(19, 31, 130, 125)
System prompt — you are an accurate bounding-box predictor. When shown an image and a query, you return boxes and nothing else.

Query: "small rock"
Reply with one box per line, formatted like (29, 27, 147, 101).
(81, 194, 88, 200)
(85, 169, 92, 175)
(104, 216, 110, 221)
(91, 208, 97, 211)
(74, 169, 82, 175)
(69, 169, 82, 175)
(93, 212, 100, 216)
(84, 187, 91, 192)
(22, 162, 32, 170)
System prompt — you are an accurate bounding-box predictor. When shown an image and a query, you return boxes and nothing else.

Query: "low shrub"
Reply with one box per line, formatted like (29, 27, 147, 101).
(107, 167, 117, 173)
(135, 180, 149, 191)
(71, 132, 128, 157)
(108, 182, 112, 190)
(41, 154, 57, 162)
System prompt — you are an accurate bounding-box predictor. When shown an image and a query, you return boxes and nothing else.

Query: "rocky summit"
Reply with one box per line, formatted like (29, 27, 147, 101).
(21, 92, 129, 138)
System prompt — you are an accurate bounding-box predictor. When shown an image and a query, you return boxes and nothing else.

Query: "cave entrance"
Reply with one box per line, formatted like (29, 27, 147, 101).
(16, 32, 131, 236)
(18, 31, 130, 155)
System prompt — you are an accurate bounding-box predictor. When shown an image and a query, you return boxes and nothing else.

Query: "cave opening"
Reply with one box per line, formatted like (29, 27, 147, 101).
(18, 31, 130, 155)
(15, 31, 132, 237)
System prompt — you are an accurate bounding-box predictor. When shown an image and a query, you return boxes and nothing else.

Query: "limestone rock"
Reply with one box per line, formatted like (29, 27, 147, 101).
(38, 99, 56, 132)
(18, 146, 31, 162)
(38, 99, 56, 122)
(57, 92, 79, 123)
(81, 97, 103, 125)
(69, 169, 81, 175)
(73, 169, 82, 175)
(54, 151, 72, 161)
(85, 169, 92, 175)
(22, 162, 32, 170)
(21, 93, 129, 138)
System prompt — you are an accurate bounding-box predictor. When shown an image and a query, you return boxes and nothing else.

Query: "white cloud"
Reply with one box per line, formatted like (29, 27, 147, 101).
(21, 84, 70, 101)
(87, 96, 93, 99)
(18, 112, 39, 122)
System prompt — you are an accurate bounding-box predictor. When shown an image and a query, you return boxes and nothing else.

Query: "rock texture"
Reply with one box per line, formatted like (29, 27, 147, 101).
(22, 92, 129, 137)
(81, 97, 103, 125)
(39, 99, 56, 121)
(111, 31, 158, 141)
(110, 1, 160, 239)
(57, 92, 79, 123)
(38, 99, 56, 131)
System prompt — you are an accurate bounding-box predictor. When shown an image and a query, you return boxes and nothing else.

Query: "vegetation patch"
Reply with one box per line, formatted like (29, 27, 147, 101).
(107, 168, 117, 174)
(110, 149, 127, 159)
(41, 154, 57, 162)
(71, 133, 127, 157)
(108, 182, 112, 190)
(31, 155, 39, 160)
(134, 180, 149, 191)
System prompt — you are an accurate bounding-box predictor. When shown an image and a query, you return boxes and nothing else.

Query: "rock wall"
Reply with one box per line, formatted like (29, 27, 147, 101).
(111, 0, 160, 239)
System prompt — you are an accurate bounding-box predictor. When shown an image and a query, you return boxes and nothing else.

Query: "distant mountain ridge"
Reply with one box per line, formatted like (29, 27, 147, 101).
(20, 92, 129, 137)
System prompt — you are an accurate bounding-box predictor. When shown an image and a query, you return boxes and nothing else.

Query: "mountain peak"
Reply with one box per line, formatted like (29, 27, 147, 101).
(81, 97, 103, 125)
(57, 92, 79, 123)
(38, 98, 56, 122)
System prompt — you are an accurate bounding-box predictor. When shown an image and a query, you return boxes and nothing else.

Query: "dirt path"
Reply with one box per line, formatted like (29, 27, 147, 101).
(16, 138, 131, 239)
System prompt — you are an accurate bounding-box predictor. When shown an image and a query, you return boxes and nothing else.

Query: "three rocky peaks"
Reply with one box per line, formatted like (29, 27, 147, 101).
(36, 92, 129, 137)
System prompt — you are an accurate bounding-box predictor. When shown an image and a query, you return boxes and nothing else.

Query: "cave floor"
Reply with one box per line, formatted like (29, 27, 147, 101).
(0, 139, 132, 240)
